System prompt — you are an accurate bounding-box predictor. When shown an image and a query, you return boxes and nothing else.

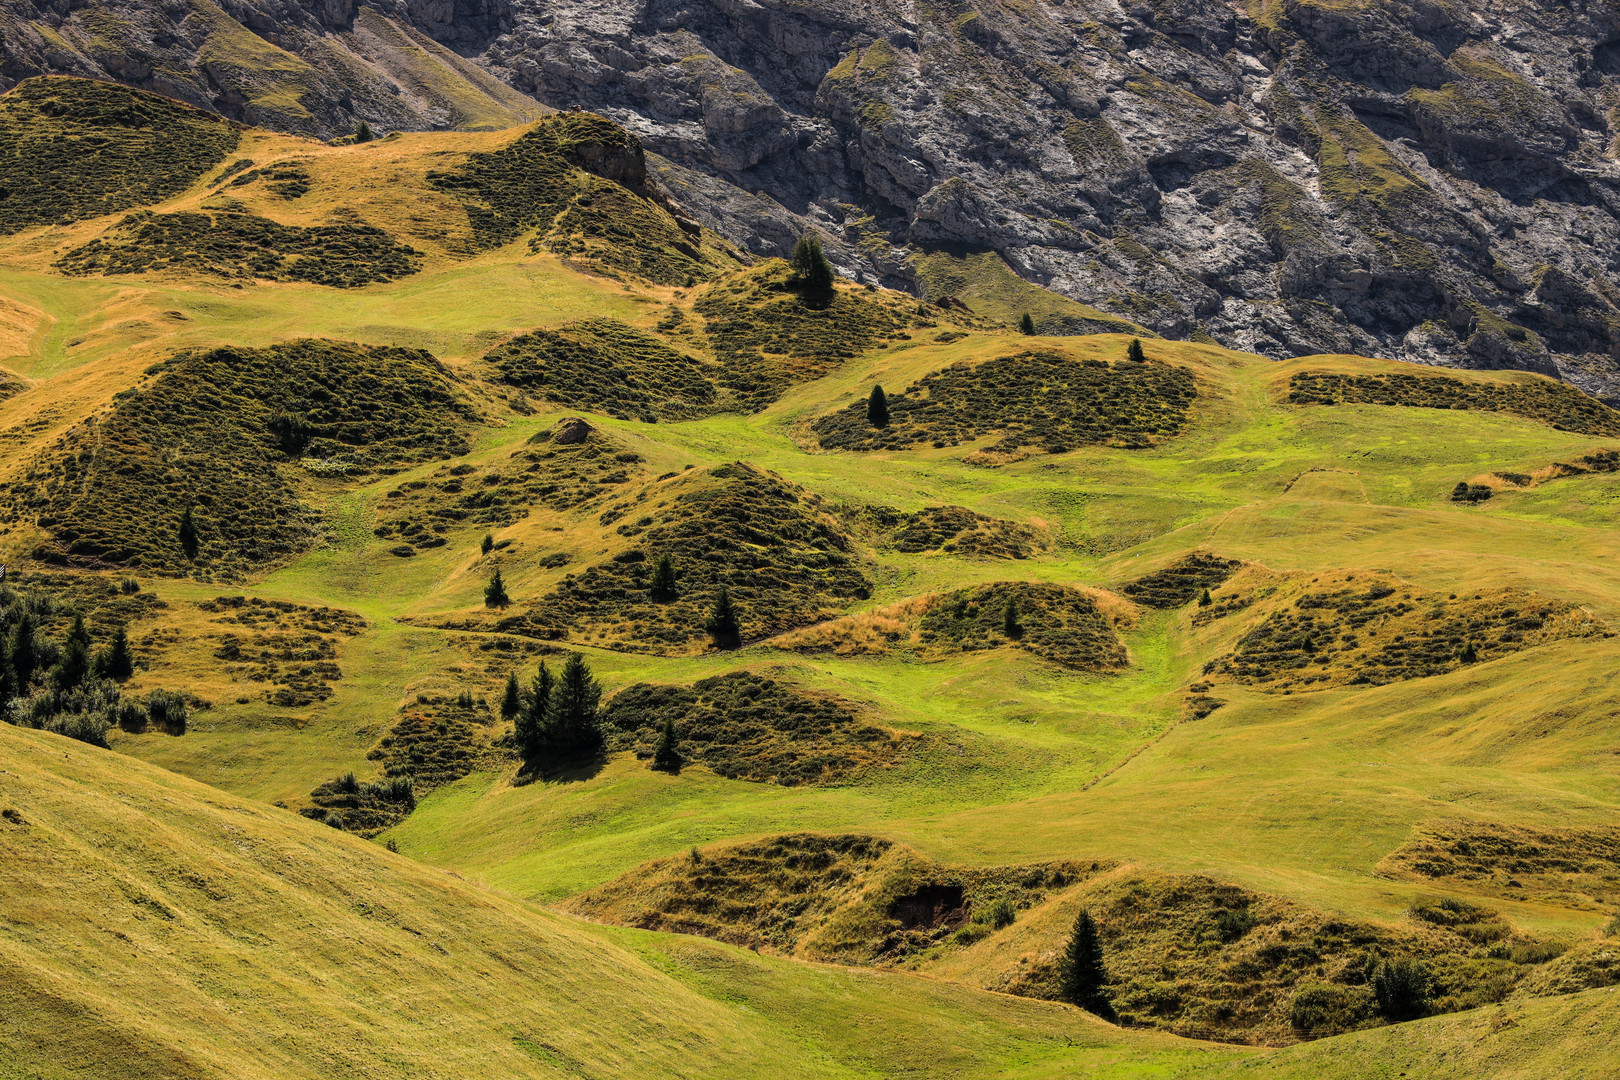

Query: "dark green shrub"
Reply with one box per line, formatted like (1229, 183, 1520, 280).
(1289, 983, 1372, 1035)
(1371, 958, 1431, 1021)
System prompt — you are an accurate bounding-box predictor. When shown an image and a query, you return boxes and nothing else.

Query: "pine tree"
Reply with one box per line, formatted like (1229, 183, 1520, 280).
(178, 506, 199, 561)
(1058, 910, 1113, 1017)
(485, 567, 511, 610)
(867, 385, 890, 428)
(706, 587, 742, 650)
(551, 653, 603, 758)
(355, 120, 374, 143)
(10, 611, 37, 691)
(1127, 338, 1147, 363)
(1020, 312, 1036, 335)
(500, 671, 523, 722)
(481, 533, 495, 555)
(514, 662, 553, 766)
(1002, 595, 1022, 639)
(649, 554, 679, 602)
(1198, 588, 1213, 607)
(790, 235, 834, 291)
(54, 614, 91, 691)
(0, 638, 16, 711)
(652, 717, 681, 772)
(95, 624, 135, 682)
(1460, 641, 1478, 664)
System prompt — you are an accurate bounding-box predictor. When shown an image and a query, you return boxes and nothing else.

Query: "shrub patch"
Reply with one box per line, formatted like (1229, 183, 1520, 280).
(842, 504, 1045, 559)
(1288, 371, 1620, 436)
(198, 596, 366, 707)
(1121, 552, 1244, 608)
(485, 319, 719, 421)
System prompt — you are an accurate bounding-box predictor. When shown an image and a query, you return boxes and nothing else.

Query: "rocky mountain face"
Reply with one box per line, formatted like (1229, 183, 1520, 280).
(6, 0, 1620, 395)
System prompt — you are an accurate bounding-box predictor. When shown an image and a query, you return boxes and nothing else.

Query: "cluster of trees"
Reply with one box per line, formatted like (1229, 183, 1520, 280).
(0, 588, 183, 748)
(501, 653, 605, 775)
(789, 235, 835, 292)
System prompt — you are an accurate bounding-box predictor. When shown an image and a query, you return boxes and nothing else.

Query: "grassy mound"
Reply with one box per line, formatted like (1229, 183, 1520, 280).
(375, 419, 648, 551)
(776, 581, 1129, 671)
(696, 266, 918, 409)
(500, 464, 871, 653)
(844, 504, 1045, 559)
(1287, 370, 1620, 436)
(56, 210, 422, 287)
(602, 671, 908, 785)
(0, 77, 239, 236)
(1378, 819, 1620, 910)
(5, 339, 473, 576)
(1204, 574, 1610, 692)
(485, 319, 719, 421)
(812, 349, 1197, 456)
(1121, 552, 1244, 608)
(198, 595, 366, 707)
(428, 113, 737, 285)
(566, 833, 1096, 960)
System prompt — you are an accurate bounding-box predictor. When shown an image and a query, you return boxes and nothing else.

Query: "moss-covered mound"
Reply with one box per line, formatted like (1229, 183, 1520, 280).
(1121, 552, 1244, 608)
(917, 582, 1128, 670)
(374, 420, 647, 551)
(56, 210, 421, 287)
(566, 833, 1096, 960)
(4, 339, 473, 576)
(199, 595, 366, 707)
(696, 266, 917, 409)
(843, 504, 1044, 559)
(501, 463, 871, 653)
(1378, 819, 1620, 910)
(813, 350, 1197, 455)
(485, 319, 719, 421)
(428, 113, 737, 285)
(602, 671, 905, 785)
(1288, 371, 1620, 436)
(0, 77, 239, 236)
(1204, 575, 1610, 691)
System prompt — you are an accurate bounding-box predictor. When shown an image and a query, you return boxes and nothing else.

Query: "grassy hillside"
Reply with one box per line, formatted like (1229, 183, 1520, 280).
(2, 77, 1619, 1077)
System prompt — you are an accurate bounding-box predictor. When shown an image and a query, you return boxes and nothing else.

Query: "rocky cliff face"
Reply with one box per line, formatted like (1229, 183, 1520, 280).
(6, 0, 1620, 394)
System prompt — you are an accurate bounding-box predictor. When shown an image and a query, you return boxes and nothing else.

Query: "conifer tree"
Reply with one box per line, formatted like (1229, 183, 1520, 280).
(649, 554, 679, 602)
(54, 614, 91, 691)
(97, 624, 135, 682)
(1002, 595, 1022, 639)
(790, 235, 834, 291)
(355, 120, 374, 143)
(1020, 312, 1036, 335)
(514, 661, 553, 766)
(0, 638, 16, 710)
(867, 385, 890, 428)
(179, 506, 199, 562)
(652, 716, 681, 773)
(1058, 910, 1113, 1017)
(10, 611, 37, 691)
(500, 671, 523, 722)
(481, 534, 495, 555)
(485, 567, 511, 610)
(1460, 641, 1478, 664)
(706, 587, 742, 650)
(551, 653, 603, 758)
(1127, 338, 1147, 363)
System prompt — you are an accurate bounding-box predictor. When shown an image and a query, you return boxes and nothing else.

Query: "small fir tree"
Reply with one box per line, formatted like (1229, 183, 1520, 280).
(481, 534, 495, 555)
(1127, 338, 1147, 363)
(1198, 588, 1213, 607)
(1058, 910, 1113, 1017)
(706, 587, 742, 650)
(649, 554, 678, 602)
(515, 662, 554, 766)
(96, 624, 135, 682)
(54, 615, 92, 691)
(178, 506, 199, 561)
(789, 235, 835, 291)
(485, 567, 511, 610)
(867, 385, 890, 428)
(0, 639, 16, 710)
(355, 120, 374, 143)
(10, 611, 37, 691)
(1459, 641, 1478, 664)
(1002, 595, 1022, 639)
(500, 671, 523, 722)
(652, 717, 681, 773)
(1019, 312, 1036, 335)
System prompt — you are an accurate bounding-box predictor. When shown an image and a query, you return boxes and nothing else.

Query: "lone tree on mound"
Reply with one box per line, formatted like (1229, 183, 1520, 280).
(649, 554, 679, 602)
(485, 567, 511, 610)
(1002, 595, 1023, 639)
(355, 120, 374, 143)
(790, 234, 835, 291)
(867, 385, 890, 428)
(500, 671, 523, 722)
(178, 506, 199, 561)
(652, 716, 682, 773)
(1020, 312, 1036, 335)
(706, 587, 742, 650)
(1127, 338, 1147, 363)
(1058, 910, 1113, 1018)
